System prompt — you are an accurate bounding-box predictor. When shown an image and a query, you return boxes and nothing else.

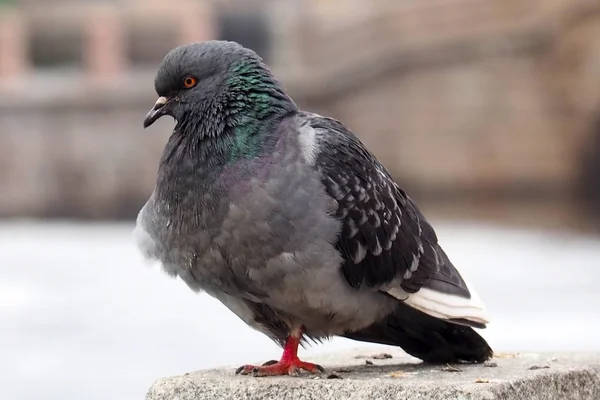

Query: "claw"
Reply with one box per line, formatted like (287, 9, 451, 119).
(235, 360, 325, 377)
(235, 334, 325, 377)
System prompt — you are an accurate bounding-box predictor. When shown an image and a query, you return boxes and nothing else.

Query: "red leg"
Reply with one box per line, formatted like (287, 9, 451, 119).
(235, 335, 325, 377)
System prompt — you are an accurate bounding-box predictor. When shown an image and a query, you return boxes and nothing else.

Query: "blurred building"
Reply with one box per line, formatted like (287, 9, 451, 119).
(1, 0, 600, 230)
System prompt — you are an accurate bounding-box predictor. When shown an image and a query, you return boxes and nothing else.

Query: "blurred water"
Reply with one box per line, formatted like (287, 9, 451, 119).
(1, 221, 599, 400)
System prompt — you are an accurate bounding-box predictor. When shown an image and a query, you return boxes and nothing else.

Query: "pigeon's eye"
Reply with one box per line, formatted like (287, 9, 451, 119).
(183, 76, 198, 89)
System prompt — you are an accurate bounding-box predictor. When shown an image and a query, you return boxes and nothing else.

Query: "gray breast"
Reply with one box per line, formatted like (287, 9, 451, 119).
(133, 126, 396, 338)
(133, 198, 161, 263)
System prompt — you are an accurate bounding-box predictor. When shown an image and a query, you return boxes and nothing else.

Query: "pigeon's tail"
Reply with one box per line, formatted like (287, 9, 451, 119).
(342, 302, 493, 363)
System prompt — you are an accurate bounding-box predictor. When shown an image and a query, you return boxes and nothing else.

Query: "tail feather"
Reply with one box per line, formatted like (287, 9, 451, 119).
(343, 302, 493, 363)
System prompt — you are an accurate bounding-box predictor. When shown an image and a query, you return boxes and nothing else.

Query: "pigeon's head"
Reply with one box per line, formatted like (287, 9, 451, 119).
(143, 40, 293, 134)
(143, 40, 249, 129)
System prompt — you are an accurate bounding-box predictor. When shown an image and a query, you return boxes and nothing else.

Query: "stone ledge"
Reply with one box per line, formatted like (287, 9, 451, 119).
(146, 347, 600, 400)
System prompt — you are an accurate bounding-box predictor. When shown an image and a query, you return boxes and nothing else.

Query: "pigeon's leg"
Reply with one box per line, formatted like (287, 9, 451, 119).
(235, 332, 325, 377)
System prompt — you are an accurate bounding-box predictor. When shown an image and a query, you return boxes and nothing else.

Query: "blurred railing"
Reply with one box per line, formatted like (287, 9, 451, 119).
(0, 0, 213, 87)
(0, 0, 595, 94)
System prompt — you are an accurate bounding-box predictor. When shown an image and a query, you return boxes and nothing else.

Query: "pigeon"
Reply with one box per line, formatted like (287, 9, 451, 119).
(135, 40, 493, 377)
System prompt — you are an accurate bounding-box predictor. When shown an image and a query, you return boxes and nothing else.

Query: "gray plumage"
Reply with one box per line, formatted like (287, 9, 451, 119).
(135, 40, 493, 365)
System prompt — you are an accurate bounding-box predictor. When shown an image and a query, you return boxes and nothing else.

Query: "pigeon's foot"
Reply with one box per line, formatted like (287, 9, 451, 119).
(235, 332, 325, 377)
(235, 359, 324, 377)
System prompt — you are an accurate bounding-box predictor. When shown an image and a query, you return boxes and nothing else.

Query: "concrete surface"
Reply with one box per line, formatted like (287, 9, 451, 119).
(146, 347, 600, 400)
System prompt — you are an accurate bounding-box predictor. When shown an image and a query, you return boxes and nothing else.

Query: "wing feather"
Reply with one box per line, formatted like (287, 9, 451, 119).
(301, 112, 489, 327)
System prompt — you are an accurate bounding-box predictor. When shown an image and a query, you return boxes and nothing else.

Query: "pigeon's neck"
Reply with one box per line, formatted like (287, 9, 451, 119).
(222, 61, 298, 161)
(177, 60, 297, 163)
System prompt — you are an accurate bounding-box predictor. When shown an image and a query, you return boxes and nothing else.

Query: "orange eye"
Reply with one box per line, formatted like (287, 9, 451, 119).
(183, 76, 197, 88)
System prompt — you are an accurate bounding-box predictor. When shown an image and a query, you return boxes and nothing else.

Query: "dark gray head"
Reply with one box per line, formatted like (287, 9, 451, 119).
(143, 40, 296, 140)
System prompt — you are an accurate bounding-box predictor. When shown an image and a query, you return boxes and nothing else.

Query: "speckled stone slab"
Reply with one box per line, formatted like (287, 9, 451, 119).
(146, 347, 600, 400)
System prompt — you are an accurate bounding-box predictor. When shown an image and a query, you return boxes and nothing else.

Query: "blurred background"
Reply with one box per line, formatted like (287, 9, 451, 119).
(1, 0, 599, 399)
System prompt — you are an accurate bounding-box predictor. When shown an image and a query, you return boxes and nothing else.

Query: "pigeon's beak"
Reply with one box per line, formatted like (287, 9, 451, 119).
(143, 96, 169, 128)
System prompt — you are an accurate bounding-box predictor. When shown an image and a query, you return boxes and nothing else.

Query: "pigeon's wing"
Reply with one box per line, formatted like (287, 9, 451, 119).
(303, 114, 489, 328)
